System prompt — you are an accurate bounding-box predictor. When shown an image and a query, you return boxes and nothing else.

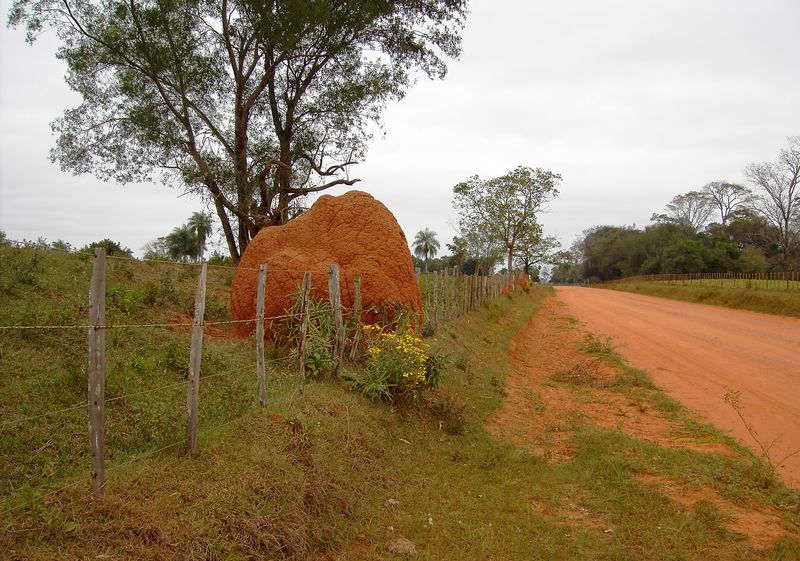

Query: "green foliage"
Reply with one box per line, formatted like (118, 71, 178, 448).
(50, 239, 72, 252)
(576, 223, 753, 281)
(165, 224, 201, 262)
(206, 251, 233, 266)
(78, 238, 133, 257)
(281, 288, 336, 380)
(0, 250, 42, 294)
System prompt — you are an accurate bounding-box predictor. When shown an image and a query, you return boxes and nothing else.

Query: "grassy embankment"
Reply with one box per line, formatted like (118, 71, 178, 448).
(601, 281, 800, 318)
(1, 245, 798, 560)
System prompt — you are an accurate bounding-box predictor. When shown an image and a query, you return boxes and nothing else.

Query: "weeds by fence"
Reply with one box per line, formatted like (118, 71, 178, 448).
(0, 242, 521, 514)
(599, 271, 800, 291)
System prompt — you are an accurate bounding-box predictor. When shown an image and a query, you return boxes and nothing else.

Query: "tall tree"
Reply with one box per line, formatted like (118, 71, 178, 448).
(701, 181, 751, 226)
(652, 191, 713, 234)
(187, 211, 213, 259)
(412, 228, 440, 273)
(10, 0, 467, 261)
(744, 136, 800, 268)
(453, 166, 561, 275)
(446, 235, 468, 271)
(513, 224, 560, 279)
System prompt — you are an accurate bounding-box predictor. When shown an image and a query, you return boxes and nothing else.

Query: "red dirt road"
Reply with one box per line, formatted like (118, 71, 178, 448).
(555, 286, 800, 487)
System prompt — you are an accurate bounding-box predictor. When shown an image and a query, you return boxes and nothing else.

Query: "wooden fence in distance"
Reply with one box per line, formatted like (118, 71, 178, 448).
(600, 271, 800, 291)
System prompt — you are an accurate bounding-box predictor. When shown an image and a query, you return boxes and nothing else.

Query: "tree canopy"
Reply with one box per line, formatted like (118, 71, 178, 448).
(10, 0, 468, 260)
(453, 166, 561, 275)
(744, 136, 800, 268)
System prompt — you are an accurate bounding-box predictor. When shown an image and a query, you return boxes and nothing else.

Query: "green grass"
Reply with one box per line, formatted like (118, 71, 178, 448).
(1, 246, 799, 560)
(602, 281, 800, 318)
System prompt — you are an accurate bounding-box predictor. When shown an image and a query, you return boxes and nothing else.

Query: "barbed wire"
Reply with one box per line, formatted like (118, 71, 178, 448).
(0, 383, 303, 517)
(0, 312, 305, 331)
(0, 402, 87, 429)
(0, 357, 296, 429)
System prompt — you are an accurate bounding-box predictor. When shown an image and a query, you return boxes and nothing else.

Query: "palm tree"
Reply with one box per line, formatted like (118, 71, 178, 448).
(413, 228, 440, 272)
(166, 225, 200, 262)
(187, 212, 213, 259)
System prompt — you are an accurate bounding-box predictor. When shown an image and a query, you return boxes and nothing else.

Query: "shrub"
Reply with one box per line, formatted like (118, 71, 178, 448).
(279, 287, 336, 380)
(79, 238, 133, 257)
(349, 324, 437, 403)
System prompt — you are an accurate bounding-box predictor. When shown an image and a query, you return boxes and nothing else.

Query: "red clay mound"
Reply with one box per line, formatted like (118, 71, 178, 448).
(230, 191, 422, 337)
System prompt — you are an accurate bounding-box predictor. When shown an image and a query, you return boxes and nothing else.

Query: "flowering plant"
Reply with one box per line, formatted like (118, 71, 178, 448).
(352, 324, 433, 402)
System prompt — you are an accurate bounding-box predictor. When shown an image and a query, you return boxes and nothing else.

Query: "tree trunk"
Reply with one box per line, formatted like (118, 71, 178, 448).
(211, 188, 240, 262)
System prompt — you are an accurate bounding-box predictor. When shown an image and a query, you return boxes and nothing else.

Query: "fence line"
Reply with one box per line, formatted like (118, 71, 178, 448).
(2, 242, 522, 514)
(0, 361, 293, 430)
(599, 271, 800, 291)
(417, 267, 521, 328)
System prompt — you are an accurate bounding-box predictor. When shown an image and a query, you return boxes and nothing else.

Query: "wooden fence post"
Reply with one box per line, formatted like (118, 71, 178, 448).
(328, 264, 345, 377)
(255, 265, 268, 408)
(349, 276, 362, 361)
(444, 267, 450, 322)
(299, 272, 311, 393)
(88, 247, 106, 496)
(186, 263, 207, 457)
(433, 271, 438, 325)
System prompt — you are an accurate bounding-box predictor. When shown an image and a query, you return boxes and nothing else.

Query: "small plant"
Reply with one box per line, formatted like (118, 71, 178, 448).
(580, 333, 615, 357)
(280, 285, 336, 380)
(427, 391, 467, 435)
(454, 351, 470, 373)
(306, 349, 335, 380)
(551, 357, 607, 388)
(723, 389, 800, 482)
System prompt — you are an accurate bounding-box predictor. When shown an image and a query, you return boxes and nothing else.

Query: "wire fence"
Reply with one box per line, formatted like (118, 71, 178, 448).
(598, 271, 800, 291)
(0, 241, 520, 516)
(417, 267, 520, 327)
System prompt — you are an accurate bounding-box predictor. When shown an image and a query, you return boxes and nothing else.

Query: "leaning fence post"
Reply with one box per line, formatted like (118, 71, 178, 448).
(299, 272, 311, 393)
(88, 247, 106, 496)
(186, 263, 207, 456)
(255, 264, 268, 408)
(349, 276, 362, 361)
(328, 264, 345, 377)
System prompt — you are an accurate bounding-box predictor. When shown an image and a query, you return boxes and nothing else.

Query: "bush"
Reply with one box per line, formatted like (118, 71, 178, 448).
(348, 325, 438, 403)
(79, 238, 133, 257)
(279, 288, 336, 380)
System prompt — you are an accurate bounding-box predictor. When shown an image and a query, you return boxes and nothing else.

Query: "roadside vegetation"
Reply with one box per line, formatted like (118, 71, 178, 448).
(601, 282, 800, 318)
(2, 245, 799, 560)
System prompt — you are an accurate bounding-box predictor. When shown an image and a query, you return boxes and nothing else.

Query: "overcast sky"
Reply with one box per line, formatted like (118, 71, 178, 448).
(1, 0, 799, 256)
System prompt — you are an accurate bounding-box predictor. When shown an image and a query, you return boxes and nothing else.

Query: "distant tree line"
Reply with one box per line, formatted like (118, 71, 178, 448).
(551, 137, 799, 283)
